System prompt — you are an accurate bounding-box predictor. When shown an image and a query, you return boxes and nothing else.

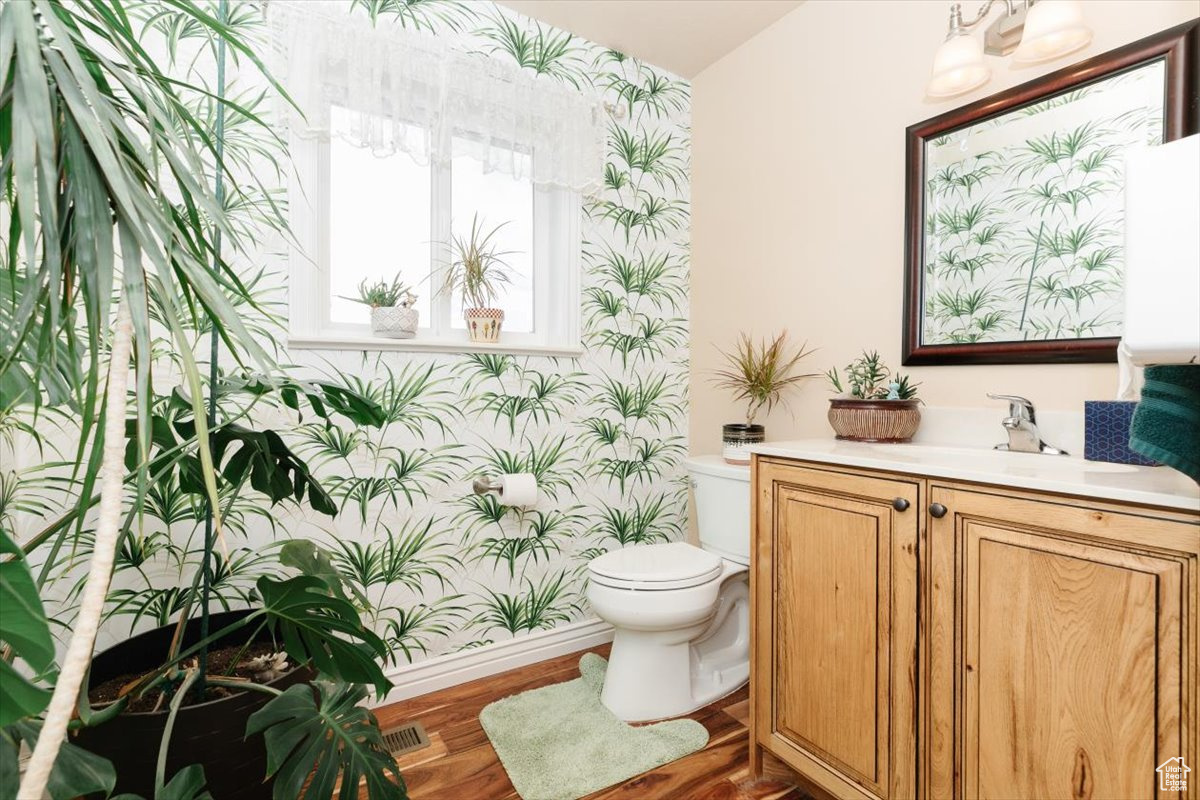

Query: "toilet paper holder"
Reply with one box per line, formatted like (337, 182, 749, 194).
(471, 473, 539, 507)
(472, 476, 504, 496)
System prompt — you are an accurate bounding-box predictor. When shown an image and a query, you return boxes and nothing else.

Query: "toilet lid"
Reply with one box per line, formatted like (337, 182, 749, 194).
(588, 542, 724, 590)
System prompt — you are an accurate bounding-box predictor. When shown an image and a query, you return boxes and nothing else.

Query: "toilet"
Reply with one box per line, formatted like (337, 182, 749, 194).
(587, 455, 750, 722)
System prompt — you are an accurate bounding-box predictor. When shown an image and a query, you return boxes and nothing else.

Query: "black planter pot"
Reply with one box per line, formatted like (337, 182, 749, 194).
(74, 609, 311, 800)
(721, 423, 765, 464)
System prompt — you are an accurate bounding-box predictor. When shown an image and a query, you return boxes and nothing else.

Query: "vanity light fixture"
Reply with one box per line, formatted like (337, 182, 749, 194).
(927, 0, 1093, 98)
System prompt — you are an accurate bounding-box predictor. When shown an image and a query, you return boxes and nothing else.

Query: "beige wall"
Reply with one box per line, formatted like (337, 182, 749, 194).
(689, 0, 1198, 455)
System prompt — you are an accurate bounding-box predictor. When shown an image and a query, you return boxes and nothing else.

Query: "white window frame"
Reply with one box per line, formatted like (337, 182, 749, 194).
(287, 120, 583, 357)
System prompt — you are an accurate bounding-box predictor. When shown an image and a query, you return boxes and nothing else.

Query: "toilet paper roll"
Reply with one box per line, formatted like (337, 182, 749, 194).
(497, 473, 538, 507)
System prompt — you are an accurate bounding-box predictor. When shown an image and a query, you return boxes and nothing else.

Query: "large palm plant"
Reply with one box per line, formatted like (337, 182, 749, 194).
(0, 1, 403, 797)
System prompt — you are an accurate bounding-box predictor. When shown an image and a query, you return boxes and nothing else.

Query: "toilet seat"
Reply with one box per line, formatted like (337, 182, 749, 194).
(588, 542, 724, 591)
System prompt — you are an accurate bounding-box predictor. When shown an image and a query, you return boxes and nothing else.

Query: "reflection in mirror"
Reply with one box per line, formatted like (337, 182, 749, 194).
(921, 59, 1164, 347)
(904, 19, 1199, 366)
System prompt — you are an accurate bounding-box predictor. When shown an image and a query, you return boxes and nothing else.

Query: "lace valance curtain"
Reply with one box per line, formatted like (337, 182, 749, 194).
(268, 1, 606, 193)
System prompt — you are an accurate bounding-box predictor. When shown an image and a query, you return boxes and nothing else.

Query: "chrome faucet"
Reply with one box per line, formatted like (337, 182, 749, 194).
(987, 394, 1068, 455)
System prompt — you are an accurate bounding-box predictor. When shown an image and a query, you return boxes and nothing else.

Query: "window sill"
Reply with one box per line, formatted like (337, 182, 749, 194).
(286, 333, 585, 358)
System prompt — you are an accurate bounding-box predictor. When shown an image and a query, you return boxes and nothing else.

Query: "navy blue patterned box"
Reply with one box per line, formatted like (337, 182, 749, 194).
(1084, 401, 1159, 466)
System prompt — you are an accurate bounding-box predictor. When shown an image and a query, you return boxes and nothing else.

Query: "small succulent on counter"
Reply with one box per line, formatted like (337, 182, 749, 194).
(826, 350, 920, 401)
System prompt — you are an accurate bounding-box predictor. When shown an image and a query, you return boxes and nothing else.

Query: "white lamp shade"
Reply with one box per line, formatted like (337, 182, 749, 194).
(927, 32, 991, 98)
(1013, 0, 1093, 63)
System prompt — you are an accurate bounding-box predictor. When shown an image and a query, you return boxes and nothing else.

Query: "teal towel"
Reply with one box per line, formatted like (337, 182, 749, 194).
(1129, 365, 1200, 482)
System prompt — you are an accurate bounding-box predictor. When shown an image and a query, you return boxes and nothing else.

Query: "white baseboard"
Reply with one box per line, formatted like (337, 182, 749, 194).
(374, 617, 614, 707)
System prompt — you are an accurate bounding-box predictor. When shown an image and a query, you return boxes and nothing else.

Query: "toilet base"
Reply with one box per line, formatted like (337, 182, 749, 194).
(598, 574, 750, 723)
(601, 631, 699, 722)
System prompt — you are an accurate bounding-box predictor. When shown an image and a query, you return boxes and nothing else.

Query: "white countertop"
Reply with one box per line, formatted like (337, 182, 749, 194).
(751, 439, 1200, 513)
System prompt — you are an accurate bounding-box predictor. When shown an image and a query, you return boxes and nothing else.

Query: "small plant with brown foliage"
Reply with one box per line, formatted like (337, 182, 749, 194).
(712, 332, 818, 424)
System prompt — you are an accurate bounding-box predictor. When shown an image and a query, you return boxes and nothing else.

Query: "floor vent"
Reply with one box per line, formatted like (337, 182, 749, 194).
(381, 721, 431, 757)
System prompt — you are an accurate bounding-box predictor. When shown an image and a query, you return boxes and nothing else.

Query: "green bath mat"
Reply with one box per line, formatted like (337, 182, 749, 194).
(479, 654, 709, 800)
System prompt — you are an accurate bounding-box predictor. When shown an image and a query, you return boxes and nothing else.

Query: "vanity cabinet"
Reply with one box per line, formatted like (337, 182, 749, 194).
(752, 459, 920, 800)
(751, 456, 1199, 800)
(926, 484, 1196, 800)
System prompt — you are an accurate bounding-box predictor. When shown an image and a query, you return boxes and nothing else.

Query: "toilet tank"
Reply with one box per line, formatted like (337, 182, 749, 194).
(685, 455, 751, 565)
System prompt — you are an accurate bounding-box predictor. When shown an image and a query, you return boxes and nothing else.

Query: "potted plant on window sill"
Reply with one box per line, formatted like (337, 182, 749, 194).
(711, 331, 817, 464)
(441, 214, 514, 343)
(344, 274, 419, 339)
(826, 350, 922, 442)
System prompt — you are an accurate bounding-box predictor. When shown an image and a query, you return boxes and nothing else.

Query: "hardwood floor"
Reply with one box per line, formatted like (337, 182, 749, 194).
(372, 644, 809, 800)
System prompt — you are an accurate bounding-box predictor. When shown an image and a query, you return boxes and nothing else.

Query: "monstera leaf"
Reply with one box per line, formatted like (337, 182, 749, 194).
(122, 374, 387, 519)
(0, 529, 54, 727)
(206, 422, 337, 515)
(0, 721, 116, 800)
(278, 540, 368, 607)
(228, 374, 388, 428)
(247, 681, 405, 800)
(153, 765, 213, 800)
(125, 415, 337, 516)
(257, 576, 391, 695)
(108, 766, 213, 800)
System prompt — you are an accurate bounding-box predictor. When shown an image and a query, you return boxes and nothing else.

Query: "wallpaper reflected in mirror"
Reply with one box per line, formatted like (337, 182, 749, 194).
(922, 59, 1165, 348)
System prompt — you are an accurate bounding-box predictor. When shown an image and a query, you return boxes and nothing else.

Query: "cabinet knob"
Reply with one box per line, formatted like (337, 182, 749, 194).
(892, 497, 910, 512)
(930, 502, 948, 518)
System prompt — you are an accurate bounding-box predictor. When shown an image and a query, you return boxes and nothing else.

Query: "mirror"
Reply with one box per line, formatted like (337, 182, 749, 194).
(903, 20, 1197, 365)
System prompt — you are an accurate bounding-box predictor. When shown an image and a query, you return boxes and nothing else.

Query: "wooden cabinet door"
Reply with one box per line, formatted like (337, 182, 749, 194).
(926, 484, 1199, 800)
(752, 459, 920, 800)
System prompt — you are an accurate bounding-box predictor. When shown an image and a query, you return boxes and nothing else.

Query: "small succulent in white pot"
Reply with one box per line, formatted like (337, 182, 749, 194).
(440, 214, 514, 343)
(343, 274, 419, 339)
(711, 331, 817, 464)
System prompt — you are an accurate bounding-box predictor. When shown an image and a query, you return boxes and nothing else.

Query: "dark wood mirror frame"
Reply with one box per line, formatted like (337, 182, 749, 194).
(902, 19, 1198, 366)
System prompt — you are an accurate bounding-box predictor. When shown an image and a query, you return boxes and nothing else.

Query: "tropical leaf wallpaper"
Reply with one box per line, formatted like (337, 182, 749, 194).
(922, 60, 1164, 345)
(4, 0, 691, 671)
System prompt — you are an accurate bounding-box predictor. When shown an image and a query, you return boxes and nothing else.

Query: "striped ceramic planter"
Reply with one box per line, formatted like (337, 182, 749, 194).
(828, 399, 921, 443)
(465, 307, 504, 343)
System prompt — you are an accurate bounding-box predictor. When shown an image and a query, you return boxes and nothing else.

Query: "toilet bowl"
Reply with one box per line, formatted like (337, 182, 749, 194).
(586, 456, 751, 722)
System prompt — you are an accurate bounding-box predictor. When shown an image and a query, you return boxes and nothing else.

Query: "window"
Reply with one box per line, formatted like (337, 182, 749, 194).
(275, 6, 604, 354)
(289, 106, 582, 355)
(328, 109, 432, 328)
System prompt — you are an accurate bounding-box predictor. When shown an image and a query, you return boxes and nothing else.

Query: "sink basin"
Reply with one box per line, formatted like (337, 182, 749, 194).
(863, 443, 1140, 474)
